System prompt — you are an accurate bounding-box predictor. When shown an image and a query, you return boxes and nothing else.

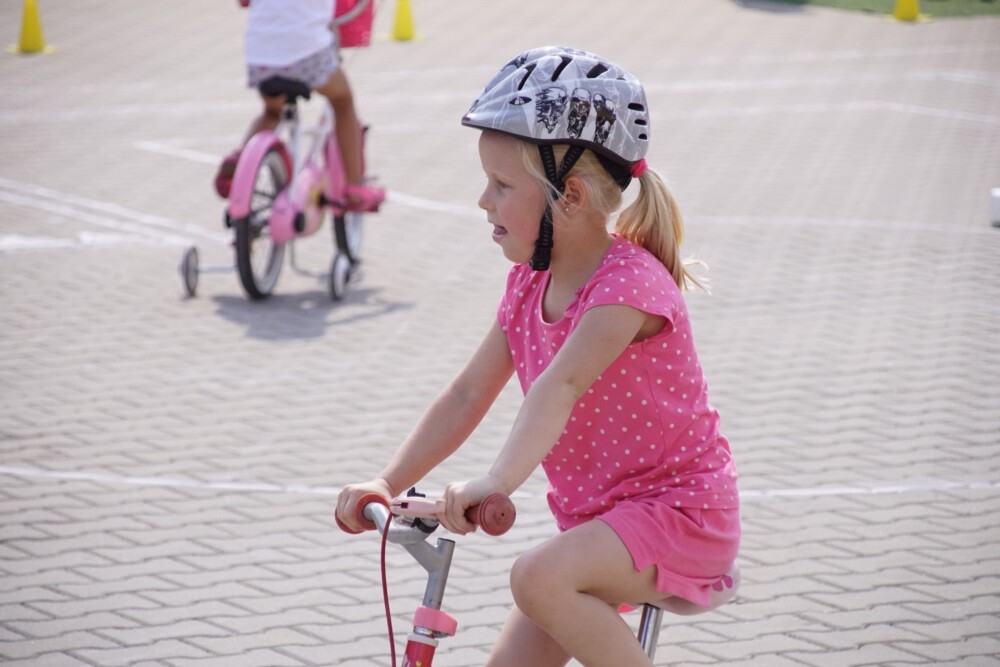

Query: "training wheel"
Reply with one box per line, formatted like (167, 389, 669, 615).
(329, 251, 351, 301)
(180, 246, 199, 297)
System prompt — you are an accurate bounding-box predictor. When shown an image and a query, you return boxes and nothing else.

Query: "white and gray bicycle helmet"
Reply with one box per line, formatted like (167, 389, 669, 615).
(462, 46, 651, 270)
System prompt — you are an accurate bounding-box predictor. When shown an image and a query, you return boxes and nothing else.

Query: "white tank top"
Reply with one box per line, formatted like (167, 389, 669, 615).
(245, 0, 334, 67)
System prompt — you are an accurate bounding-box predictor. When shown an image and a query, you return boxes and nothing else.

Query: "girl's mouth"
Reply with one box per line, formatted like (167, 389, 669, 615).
(492, 225, 508, 240)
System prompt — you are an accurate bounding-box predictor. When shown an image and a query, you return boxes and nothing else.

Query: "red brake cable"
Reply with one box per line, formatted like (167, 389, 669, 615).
(379, 514, 396, 667)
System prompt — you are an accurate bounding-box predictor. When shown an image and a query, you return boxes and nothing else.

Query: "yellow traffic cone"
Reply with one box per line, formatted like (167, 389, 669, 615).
(7, 0, 55, 55)
(892, 0, 923, 21)
(392, 0, 415, 41)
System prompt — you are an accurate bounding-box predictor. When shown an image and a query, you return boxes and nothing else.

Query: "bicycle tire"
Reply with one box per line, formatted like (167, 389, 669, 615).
(234, 148, 288, 300)
(333, 211, 363, 265)
(329, 251, 351, 301)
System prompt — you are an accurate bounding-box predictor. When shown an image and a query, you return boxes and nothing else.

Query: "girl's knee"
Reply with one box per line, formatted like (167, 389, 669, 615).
(509, 547, 564, 615)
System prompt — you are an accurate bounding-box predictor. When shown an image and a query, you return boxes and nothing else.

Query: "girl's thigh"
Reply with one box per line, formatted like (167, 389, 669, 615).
(514, 519, 661, 607)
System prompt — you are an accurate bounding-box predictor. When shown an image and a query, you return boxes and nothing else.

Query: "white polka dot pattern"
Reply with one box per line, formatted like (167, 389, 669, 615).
(497, 237, 739, 530)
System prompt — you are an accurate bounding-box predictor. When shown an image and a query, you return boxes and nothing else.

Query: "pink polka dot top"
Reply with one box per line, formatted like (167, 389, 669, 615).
(497, 236, 739, 531)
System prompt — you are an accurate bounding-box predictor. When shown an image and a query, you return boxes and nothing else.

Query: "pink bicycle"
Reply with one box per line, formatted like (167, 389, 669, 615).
(179, 0, 379, 301)
(340, 491, 740, 665)
(338, 491, 517, 666)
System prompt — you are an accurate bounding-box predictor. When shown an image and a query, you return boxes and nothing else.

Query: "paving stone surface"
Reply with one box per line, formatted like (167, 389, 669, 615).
(1, 0, 999, 664)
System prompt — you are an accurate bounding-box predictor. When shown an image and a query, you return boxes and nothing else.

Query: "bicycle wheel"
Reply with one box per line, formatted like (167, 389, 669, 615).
(334, 211, 363, 265)
(329, 251, 351, 301)
(179, 246, 199, 297)
(234, 149, 288, 300)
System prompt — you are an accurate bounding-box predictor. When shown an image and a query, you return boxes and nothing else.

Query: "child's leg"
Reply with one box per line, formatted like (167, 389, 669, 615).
(496, 519, 661, 667)
(214, 94, 284, 198)
(486, 605, 571, 667)
(314, 68, 385, 210)
(243, 94, 285, 144)
(314, 67, 364, 186)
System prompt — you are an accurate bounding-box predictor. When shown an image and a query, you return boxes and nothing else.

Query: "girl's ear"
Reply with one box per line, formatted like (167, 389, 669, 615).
(562, 175, 586, 211)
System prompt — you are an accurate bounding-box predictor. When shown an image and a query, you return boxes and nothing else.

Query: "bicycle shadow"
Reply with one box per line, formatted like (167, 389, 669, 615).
(211, 283, 414, 341)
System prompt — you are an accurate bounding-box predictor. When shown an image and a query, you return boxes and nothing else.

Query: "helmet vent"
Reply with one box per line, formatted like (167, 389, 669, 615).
(634, 118, 647, 126)
(517, 63, 537, 91)
(586, 63, 609, 79)
(550, 55, 573, 82)
(628, 102, 645, 112)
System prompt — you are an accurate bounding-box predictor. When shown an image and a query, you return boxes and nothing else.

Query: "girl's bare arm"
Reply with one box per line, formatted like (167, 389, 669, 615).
(439, 305, 659, 533)
(336, 321, 513, 530)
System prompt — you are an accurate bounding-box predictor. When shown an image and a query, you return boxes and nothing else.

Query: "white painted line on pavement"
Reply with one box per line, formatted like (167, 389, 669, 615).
(0, 466, 343, 496)
(649, 44, 1000, 67)
(741, 480, 1000, 498)
(386, 190, 481, 218)
(0, 100, 250, 123)
(0, 231, 162, 251)
(0, 176, 230, 249)
(644, 69, 1000, 93)
(133, 140, 220, 165)
(0, 190, 191, 248)
(2, 465, 998, 501)
(661, 100, 1000, 125)
(693, 214, 1000, 237)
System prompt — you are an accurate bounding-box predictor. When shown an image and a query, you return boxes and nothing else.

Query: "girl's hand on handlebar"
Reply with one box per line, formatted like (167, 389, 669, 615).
(336, 478, 395, 533)
(440, 476, 506, 536)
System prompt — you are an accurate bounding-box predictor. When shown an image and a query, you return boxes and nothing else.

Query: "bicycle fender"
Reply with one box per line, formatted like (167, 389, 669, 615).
(227, 132, 292, 219)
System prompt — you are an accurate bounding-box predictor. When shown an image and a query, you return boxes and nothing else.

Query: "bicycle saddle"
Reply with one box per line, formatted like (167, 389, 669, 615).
(257, 76, 312, 102)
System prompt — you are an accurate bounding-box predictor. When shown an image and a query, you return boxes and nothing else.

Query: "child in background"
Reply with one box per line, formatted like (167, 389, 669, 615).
(215, 0, 384, 212)
(337, 46, 739, 666)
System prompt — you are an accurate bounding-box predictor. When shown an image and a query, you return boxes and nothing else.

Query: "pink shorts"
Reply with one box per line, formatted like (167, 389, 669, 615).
(598, 500, 740, 607)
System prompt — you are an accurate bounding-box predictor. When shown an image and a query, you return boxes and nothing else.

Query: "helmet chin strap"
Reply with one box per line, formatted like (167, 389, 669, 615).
(531, 144, 586, 271)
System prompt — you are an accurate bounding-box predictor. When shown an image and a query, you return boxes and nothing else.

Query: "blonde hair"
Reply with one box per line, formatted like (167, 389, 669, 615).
(517, 141, 706, 291)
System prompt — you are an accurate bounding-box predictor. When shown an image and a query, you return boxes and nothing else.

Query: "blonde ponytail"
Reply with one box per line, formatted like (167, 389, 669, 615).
(615, 168, 707, 292)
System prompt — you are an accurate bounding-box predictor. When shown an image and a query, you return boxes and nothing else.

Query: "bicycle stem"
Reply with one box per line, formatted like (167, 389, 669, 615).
(410, 538, 454, 610)
(364, 504, 456, 610)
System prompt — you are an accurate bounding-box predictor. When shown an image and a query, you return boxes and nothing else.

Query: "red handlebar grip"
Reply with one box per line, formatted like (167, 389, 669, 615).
(336, 493, 389, 533)
(465, 493, 516, 536)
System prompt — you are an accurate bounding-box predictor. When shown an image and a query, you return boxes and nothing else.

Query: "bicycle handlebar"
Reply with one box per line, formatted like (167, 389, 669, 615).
(336, 492, 516, 537)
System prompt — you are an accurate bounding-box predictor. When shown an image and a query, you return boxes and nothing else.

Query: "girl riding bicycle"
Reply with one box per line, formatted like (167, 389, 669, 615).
(337, 46, 740, 667)
(215, 0, 384, 212)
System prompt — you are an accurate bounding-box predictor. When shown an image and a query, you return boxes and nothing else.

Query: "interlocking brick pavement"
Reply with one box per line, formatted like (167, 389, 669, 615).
(1, 0, 999, 665)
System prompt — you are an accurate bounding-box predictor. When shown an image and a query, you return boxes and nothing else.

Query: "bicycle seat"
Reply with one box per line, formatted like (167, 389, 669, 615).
(652, 562, 740, 616)
(257, 76, 312, 102)
(620, 562, 741, 617)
